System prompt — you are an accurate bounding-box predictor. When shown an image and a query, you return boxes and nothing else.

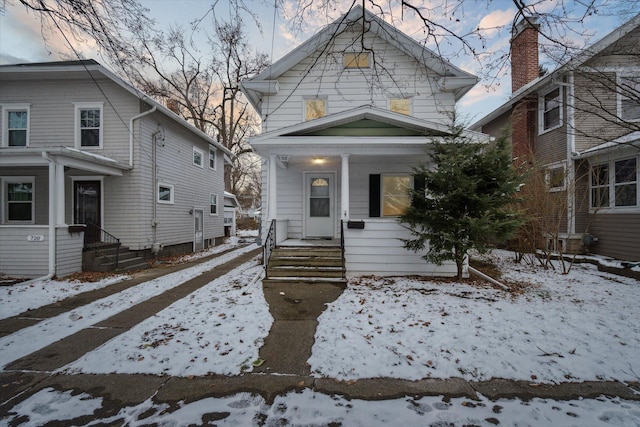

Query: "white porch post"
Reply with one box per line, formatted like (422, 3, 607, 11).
(268, 153, 278, 220)
(55, 163, 66, 225)
(341, 153, 350, 220)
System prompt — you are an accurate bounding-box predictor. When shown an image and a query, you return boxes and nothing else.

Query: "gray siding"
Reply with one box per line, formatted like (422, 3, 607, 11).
(0, 226, 49, 278)
(589, 213, 640, 261)
(55, 227, 84, 277)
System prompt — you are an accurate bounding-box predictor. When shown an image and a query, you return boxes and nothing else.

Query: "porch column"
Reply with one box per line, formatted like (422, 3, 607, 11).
(341, 153, 350, 220)
(55, 162, 66, 225)
(268, 153, 278, 220)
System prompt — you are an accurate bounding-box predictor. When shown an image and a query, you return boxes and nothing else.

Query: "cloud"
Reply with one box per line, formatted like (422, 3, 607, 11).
(477, 8, 515, 38)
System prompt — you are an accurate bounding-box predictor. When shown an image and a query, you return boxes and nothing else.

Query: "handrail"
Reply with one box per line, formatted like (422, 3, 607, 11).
(340, 219, 345, 279)
(264, 219, 276, 278)
(85, 222, 121, 270)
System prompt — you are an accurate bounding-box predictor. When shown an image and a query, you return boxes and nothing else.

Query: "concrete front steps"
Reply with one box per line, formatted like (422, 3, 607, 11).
(264, 245, 346, 286)
(83, 244, 149, 273)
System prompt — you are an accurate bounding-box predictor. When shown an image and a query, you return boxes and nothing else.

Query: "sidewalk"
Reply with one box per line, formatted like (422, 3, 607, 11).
(1, 246, 639, 423)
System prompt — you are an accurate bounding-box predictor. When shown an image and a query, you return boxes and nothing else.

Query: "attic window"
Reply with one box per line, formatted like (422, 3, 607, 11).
(344, 52, 369, 69)
(304, 98, 326, 121)
(389, 98, 411, 116)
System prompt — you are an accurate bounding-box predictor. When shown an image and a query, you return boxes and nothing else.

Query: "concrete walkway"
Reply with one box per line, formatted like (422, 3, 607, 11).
(1, 246, 639, 422)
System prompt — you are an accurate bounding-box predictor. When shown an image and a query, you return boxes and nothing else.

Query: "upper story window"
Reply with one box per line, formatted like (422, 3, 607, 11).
(3, 177, 35, 223)
(539, 87, 562, 133)
(2, 104, 30, 147)
(304, 98, 326, 121)
(209, 146, 217, 170)
(344, 52, 370, 69)
(210, 193, 218, 215)
(619, 75, 640, 121)
(590, 157, 638, 210)
(193, 146, 204, 168)
(382, 174, 412, 217)
(389, 97, 411, 116)
(74, 102, 103, 148)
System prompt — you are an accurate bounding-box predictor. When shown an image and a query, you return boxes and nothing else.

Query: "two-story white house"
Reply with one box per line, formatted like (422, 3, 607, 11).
(241, 6, 485, 277)
(0, 60, 233, 279)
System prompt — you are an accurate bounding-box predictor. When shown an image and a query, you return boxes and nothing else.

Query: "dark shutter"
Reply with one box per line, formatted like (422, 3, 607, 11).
(369, 174, 380, 217)
(412, 173, 426, 207)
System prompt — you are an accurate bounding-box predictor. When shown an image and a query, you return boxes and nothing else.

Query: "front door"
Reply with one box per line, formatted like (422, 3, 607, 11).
(74, 180, 101, 244)
(194, 209, 204, 251)
(304, 173, 335, 238)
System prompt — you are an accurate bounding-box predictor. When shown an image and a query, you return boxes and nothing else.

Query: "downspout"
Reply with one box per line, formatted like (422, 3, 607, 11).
(553, 75, 576, 235)
(129, 105, 157, 167)
(24, 151, 58, 284)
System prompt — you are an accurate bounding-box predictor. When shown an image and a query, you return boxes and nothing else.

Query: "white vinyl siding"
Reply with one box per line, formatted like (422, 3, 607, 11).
(2, 104, 30, 147)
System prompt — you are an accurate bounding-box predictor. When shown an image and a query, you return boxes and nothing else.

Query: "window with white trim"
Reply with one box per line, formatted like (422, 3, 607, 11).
(74, 102, 103, 148)
(2, 104, 30, 147)
(304, 98, 326, 121)
(158, 183, 174, 204)
(209, 147, 217, 170)
(590, 157, 638, 209)
(193, 147, 204, 168)
(210, 193, 218, 215)
(382, 175, 412, 217)
(539, 87, 562, 133)
(619, 75, 640, 121)
(389, 97, 411, 116)
(3, 177, 35, 223)
(344, 52, 370, 69)
(546, 163, 566, 192)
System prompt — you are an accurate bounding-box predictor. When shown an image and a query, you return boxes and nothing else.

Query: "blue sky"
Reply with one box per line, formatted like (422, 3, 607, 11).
(0, 0, 628, 121)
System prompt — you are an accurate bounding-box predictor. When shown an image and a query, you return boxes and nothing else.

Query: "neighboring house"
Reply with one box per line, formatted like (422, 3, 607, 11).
(224, 191, 241, 236)
(0, 60, 233, 279)
(241, 6, 485, 277)
(472, 15, 640, 262)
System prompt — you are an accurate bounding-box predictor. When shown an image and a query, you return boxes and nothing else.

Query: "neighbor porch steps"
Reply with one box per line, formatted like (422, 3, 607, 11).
(264, 245, 346, 286)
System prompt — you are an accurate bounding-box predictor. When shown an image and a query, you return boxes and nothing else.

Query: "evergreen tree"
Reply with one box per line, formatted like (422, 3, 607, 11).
(401, 123, 522, 280)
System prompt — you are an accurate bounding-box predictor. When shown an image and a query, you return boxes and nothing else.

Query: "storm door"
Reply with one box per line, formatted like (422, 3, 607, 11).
(304, 173, 335, 238)
(74, 180, 101, 244)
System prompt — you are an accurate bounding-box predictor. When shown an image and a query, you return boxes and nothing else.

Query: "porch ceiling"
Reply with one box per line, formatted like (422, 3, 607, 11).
(0, 147, 130, 176)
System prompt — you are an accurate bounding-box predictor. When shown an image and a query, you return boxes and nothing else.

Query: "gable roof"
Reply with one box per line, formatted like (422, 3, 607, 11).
(0, 60, 234, 158)
(471, 13, 640, 130)
(241, 6, 477, 112)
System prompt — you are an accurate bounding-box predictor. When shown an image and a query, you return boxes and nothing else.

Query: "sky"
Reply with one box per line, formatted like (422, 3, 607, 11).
(0, 0, 631, 122)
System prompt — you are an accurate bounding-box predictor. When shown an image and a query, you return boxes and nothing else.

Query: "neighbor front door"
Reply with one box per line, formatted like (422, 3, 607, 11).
(74, 180, 101, 244)
(304, 173, 335, 238)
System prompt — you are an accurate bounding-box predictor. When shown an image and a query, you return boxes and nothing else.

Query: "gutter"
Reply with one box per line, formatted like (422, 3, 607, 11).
(129, 105, 157, 167)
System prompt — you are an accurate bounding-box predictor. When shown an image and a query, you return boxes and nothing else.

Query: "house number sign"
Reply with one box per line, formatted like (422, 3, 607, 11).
(27, 235, 45, 242)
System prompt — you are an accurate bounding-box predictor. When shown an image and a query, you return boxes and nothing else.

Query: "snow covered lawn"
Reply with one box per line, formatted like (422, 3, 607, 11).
(310, 250, 640, 383)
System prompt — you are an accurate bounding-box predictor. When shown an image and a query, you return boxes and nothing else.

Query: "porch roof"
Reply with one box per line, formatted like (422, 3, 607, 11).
(0, 147, 130, 176)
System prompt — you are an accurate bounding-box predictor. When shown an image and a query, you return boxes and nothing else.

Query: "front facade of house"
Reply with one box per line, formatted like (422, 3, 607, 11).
(0, 60, 232, 278)
(472, 16, 640, 262)
(242, 7, 483, 277)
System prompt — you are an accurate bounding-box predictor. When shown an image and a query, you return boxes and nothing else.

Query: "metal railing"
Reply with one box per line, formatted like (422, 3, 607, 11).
(340, 219, 346, 279)
(263, 219, 276, 278)
(84, 222, 121, 269)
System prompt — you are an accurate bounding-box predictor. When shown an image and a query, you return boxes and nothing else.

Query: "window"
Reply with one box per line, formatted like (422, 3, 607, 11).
(546, 163, 566, 192)
(389, 97, 411, 116)
(209, 147, 217, 170)
(344, 52, 369, 69)
(2, 105, 30, 147)
(539, 87, 562, 133)
(304, 98, 326, 121)
(590, 157, 638, 209)
(382, 175, 412, 217)
(193, 147, 204, 168)
(619, 76, 640, 121)
(210, 194, 218, 215)
(158, 183, 174, 204)
(74, 102, 103, 148)
(3, 177, 35, 223)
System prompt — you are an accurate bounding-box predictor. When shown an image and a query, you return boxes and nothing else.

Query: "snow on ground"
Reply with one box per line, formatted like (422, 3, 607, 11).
(0, 244, 258, 369)
(60, 260, 271, 376)
(310, 250, 640, 383)
(4, 387, 640, 426)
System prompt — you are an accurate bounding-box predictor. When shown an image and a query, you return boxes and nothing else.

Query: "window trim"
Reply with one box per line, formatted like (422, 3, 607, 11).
(2, 176, 35, 224)
(210, 193, 219, 216)
(303, 97, 327, 121)
(193, 146, 205, 168)
(380, 174, 413, 217)
(538, 86, 563, 134)
(617, 74, 640, 122)
(388, 97, 412, 116)
(2, 104, 31, 147)
(157, 182, 174, 205)
(74, 102, 104, 149)
(545, 161, 567, 192)
(209, 146, 217, 170)
(589, 156, 639, 212)
(343, 52, 371, 69)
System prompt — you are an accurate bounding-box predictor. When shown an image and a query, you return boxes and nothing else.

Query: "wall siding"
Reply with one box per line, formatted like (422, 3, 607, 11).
(0, 226, 49, 277)
(55, 226, 84, 277)
(588, 213, 640, 261)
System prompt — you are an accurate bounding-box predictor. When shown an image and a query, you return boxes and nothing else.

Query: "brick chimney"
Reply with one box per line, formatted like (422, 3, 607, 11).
(511, 16, 540, 93)
(510, 16, 539, 165)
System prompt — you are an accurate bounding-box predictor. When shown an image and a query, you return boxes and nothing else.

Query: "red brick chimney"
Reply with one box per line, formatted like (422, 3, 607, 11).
(511, 16, 540, 92)
(510, 16, 539, 165)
